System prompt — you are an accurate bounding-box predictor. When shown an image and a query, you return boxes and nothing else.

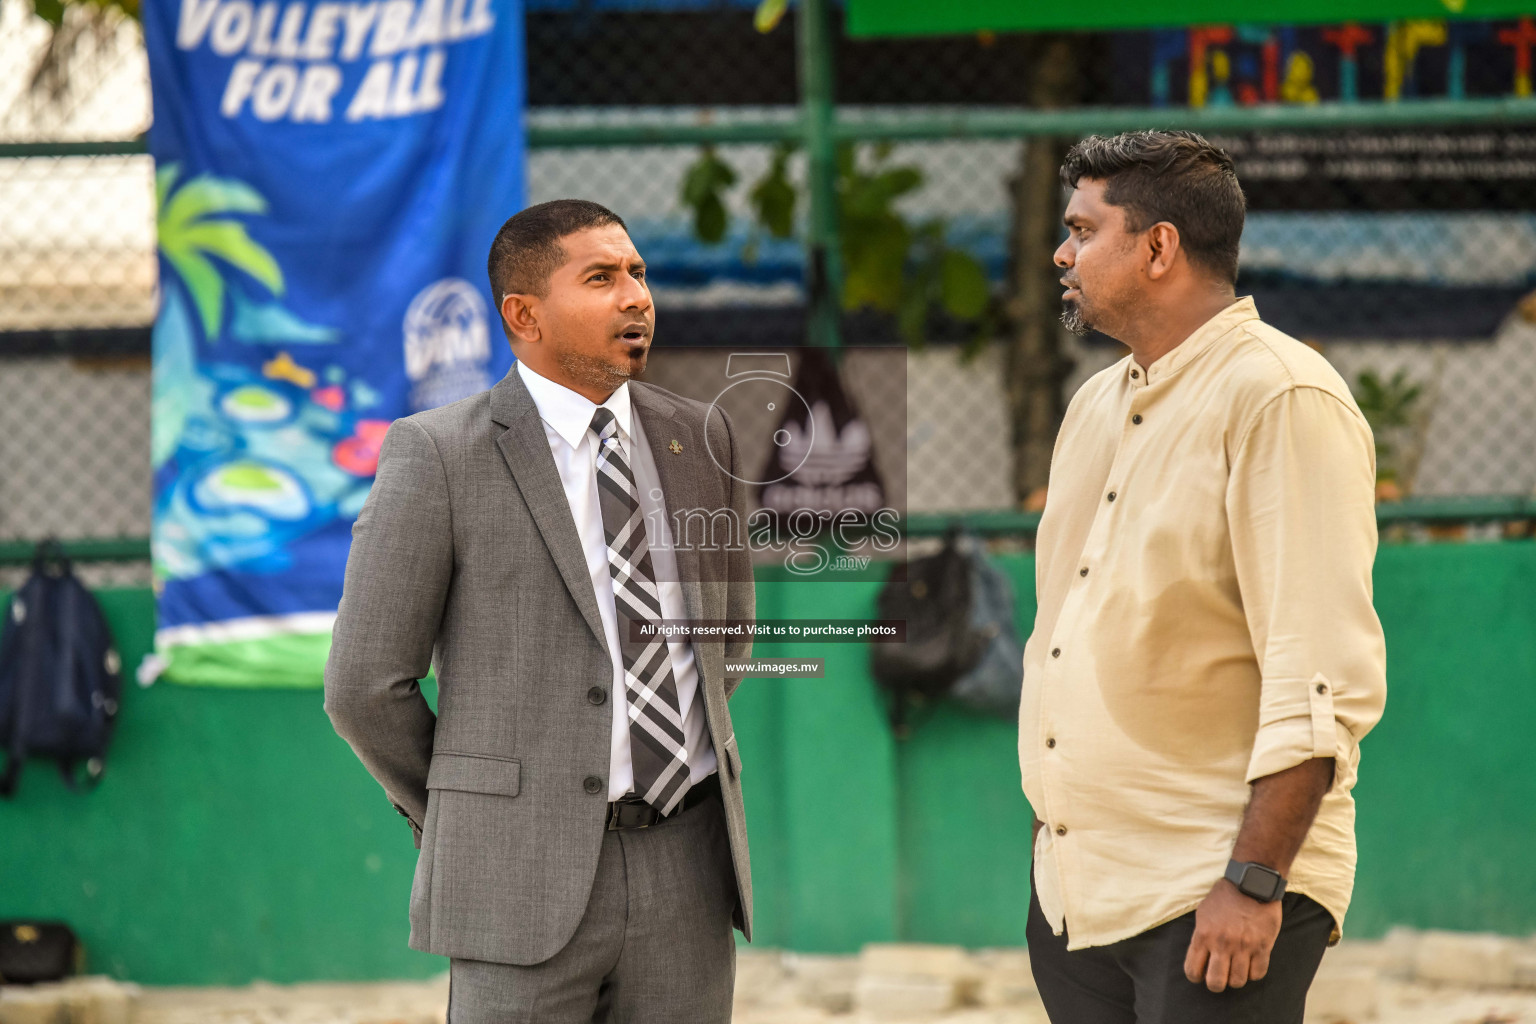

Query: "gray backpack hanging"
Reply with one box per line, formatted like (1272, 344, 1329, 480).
(871, 525, 1026, 730)
(947, 533, 1027, 718)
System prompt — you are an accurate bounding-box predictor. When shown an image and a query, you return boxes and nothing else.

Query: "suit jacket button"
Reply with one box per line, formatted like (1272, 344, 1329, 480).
(587, 686, 607, 705)
(584, 775, 604, 794)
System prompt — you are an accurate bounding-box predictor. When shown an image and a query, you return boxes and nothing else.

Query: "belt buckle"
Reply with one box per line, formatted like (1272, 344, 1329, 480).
(606, 798, 657, 831)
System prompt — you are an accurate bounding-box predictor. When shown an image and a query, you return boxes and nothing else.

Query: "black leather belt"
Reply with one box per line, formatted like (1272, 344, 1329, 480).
(605, 772, 720, 831)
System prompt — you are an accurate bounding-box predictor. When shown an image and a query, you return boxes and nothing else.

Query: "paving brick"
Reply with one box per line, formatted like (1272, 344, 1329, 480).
(858, 944, 974, 981)
(1306, 966, 1379, 1022)
(734, 950, 796, 1010)
(1513, 945, 1536, 990)
(853, 974, 958, 1019)
(0, 984, 66, 1024)
(972, 950, 1036, 1007)
(1412, 931, 1518, 988)
(781, 953, 858, 1014)
(856, 942, 981, 1010)
(59, 977, 136, 1024)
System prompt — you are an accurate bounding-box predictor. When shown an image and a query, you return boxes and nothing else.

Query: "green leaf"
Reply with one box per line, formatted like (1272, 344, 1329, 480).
(695, 194, 728, 245)
(32, 0, 65, 27)
(897, 286, 929, 347)
(680, 147, 738, 245)
(870, 166, 923, 202)
(842, 236, 906, 312)
(681, 160, 711, 207)
(751, 172, 796, 238)
(177, 220, 284, 295)
(753, 0, 788, 33)
(834, 142, 856, 179)
(680, 148, 735, 205)
(163, 248, 225, 338)
(155, 163, 180, 212)
(711, 157, 738, 190)
(159, 174, 267, 235)
(939, 249, 990, 320)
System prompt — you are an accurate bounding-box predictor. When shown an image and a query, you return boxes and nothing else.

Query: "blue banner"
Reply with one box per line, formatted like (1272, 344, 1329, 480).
(143, 0, 522, 685)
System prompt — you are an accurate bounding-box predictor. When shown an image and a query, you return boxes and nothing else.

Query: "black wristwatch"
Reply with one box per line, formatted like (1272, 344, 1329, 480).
(1224, 859, 1287, 902)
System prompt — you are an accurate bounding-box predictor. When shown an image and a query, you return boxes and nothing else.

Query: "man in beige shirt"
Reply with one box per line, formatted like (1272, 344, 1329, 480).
(1020, 130, 1387, 1023)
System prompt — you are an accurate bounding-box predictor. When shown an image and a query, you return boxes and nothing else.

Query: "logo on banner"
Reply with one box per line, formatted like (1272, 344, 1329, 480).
(403, 277, 493, 411)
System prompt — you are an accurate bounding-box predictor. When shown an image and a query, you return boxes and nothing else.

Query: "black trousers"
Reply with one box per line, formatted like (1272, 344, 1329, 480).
(1027, 884, 1333, 1024)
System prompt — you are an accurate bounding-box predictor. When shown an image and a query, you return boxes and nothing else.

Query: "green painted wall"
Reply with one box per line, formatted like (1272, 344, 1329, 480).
(2, 541, 1534, 983)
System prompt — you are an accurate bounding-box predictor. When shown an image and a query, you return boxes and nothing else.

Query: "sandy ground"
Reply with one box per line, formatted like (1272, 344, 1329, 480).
(8, 935, 1536, 1024)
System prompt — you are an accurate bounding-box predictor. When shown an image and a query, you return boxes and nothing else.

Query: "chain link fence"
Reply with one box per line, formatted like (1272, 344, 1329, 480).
(3, 3, 1535, 588)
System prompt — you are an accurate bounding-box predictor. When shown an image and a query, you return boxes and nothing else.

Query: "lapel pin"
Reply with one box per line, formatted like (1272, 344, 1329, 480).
(668, 439, 684, 455)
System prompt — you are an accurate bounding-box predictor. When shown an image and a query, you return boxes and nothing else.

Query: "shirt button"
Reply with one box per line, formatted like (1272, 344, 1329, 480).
(1051, 647, 1061, 658)
(583, 775, 604, 794)
(1079, 567, 1089, 577)
(1130, 369, 1140, 379)
(1107, 491, 1117, 502)
(587, 686, 607, 705)
(1046, 738, 1056, 748)
(1316, 682, 1328, 694)
(1056, 825, 1068, 836)
(1132, 414, 1143, 425)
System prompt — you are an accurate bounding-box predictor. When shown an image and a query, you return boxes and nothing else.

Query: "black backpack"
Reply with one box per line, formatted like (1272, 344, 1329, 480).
(870, 525, 989, 734)
(0, 540, 123, 797)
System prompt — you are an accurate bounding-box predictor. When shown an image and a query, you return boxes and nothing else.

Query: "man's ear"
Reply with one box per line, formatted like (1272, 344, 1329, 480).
(1145, 222, 1182, 281)
(501, 292, 542, 345)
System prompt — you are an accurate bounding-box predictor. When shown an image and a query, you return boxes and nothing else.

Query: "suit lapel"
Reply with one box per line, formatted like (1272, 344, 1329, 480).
(631, 384, 705, 624)
(490, 367, 609, 654)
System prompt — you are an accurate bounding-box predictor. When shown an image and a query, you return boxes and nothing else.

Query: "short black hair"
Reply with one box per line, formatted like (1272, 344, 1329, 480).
(486, 199, 628, 322)
(1059, 130, 1245, 284)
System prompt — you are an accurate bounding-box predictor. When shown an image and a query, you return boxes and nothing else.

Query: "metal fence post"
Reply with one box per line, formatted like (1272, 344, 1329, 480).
(797, 0, 843, 350)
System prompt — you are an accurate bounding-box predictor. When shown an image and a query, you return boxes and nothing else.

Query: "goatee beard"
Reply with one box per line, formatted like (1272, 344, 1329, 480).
(557, 349, 642, 392)
(1061, 300, 1090, 337)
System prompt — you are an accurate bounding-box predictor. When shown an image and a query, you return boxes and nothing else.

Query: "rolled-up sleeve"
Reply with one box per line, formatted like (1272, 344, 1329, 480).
(1226, 385, 1388, 792)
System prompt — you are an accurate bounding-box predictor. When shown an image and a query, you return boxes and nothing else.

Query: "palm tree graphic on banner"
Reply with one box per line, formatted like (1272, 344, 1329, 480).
(156, 163, 284, 339)
(152, 165, 378, 583)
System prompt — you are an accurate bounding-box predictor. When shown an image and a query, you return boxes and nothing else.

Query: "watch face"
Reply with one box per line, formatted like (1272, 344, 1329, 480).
(1242, 865, 1282, 901)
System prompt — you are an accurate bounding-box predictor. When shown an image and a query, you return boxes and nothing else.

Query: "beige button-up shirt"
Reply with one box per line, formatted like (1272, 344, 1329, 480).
(1019, 296, 1387, 951)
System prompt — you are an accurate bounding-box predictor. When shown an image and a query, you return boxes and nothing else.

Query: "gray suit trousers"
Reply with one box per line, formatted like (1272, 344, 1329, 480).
(447, 784, 738, 1024)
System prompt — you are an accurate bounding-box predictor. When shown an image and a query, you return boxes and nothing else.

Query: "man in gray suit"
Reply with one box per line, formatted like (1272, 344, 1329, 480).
(324, 199, 755, 1023)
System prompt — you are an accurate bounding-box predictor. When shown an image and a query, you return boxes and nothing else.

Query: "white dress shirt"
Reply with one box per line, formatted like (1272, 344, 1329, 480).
(516, 359, 717, 800)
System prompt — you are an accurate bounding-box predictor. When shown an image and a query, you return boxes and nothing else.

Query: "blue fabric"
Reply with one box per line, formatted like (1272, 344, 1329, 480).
(143, 0, 523, 652)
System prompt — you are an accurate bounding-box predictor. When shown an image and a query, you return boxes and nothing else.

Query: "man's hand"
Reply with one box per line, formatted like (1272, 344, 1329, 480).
(1183, 878, 1283, 992)
(1181, 756, 1333, 992)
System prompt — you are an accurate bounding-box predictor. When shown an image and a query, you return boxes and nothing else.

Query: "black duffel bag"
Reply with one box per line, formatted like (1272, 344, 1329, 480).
(0, 920, 80, 984)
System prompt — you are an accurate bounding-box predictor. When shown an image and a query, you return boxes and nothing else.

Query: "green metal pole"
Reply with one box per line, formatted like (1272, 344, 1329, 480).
(797, 0, 843, 349)
(5, 98, 1536, 160)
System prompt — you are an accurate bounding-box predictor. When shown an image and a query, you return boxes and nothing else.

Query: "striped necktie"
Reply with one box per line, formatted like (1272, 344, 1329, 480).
(589, 406, 691, 814)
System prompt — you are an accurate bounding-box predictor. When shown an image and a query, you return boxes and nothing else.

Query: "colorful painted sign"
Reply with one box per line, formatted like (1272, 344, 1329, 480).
(1111, 18, 1536, 107)
(1098, 20, 1536, 211)
(143, 0, 523, 686)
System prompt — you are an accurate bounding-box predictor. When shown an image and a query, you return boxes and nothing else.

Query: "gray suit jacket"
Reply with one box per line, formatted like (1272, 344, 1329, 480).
(323, 365, 755, 965)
